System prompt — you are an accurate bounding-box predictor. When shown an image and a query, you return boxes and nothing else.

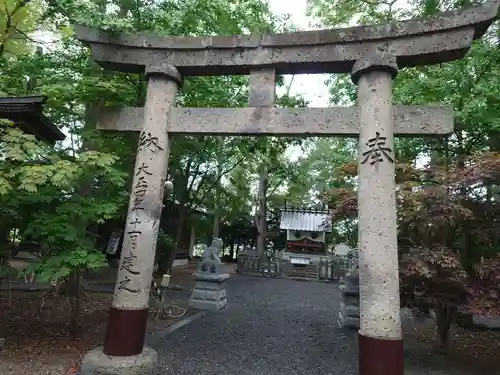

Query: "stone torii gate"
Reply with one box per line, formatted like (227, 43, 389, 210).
(74, 2, 498, 375)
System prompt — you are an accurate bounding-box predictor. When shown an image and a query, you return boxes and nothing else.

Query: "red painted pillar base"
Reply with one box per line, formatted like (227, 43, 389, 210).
(102, 307, 149, 357)
(359, 333, 403, 375)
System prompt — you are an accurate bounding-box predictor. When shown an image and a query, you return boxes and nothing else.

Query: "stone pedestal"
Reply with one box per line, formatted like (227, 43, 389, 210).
(189, 238, 229, 313)
(189, 274, 229, 312)
(80, 346, 157, 375)
(338, 262, 360, 329)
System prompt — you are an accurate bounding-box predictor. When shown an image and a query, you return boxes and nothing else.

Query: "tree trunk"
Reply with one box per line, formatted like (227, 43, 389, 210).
(229, 241, 235, 260)
(434, 302, 456, 354)
(164, 205, 187, 273)
(487, 105, 500, 201)
(68, 271, 81, 339)
(0, 254, 6, 350)
(212, 212, 220, 239)
(212, 137, 223, 239)
(235, 243, 241, 259)
(188, 227, 196, 259)
(256, 165, 269, 257)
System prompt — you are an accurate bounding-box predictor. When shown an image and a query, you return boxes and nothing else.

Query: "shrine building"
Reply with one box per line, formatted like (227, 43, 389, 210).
(279, 206, 332, 280)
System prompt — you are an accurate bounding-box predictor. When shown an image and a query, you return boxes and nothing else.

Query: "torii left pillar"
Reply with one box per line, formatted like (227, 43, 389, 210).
(80, 63, 181, 375)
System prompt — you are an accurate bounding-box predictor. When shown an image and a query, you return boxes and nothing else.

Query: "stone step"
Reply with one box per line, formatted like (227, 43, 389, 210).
(281, 264, 318, 279)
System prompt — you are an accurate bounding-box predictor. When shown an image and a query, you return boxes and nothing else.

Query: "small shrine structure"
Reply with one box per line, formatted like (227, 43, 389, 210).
(279, 206, 332, 280)
(0, 96, 65, 145)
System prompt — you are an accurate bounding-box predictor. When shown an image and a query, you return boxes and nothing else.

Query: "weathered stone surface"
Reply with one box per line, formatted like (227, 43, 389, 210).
(145, 63, 183, 85)
(205, 288, 227, 302)
(189, 281, 228, 313)
(193, 239, 226, 275)
(191, 280, 229, 290)
(249, 69, 276, 107)
(189, 239, 229, 313)
(351, 54, 398, 84)
(356, 64, 402, 340)
(339, 249, 360, 330)
(111, 69, 178, 311)
(73, 2, 498, 75)
(189, 297, 227, 312)
(96, 105, 454, 136)
(100, 66, 181, 358)
(192, 273, 230, 282)
(80, 346, 157, 375)
(472, 314, 500, 329)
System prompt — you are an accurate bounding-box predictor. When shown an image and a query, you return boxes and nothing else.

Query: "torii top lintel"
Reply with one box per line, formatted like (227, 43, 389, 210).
(74, 2, 498, 76)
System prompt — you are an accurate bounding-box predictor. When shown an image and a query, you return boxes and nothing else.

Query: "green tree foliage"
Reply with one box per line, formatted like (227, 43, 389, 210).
(0, 121, 126, 335)
(0, 0, 309, 334)
(0, 0, 42, 57)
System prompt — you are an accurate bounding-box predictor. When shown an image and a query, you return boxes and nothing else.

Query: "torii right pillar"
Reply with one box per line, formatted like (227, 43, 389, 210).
(352, 55, 403, 375)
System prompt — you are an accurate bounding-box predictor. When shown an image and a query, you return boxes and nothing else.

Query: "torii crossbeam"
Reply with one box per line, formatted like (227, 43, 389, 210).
(95, 105, 453, 136)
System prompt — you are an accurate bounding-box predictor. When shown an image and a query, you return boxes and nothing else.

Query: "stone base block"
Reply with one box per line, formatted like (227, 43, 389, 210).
(345, 273, 359, 285)
(340, 301, 360, 317)
(193, 272, 230, 283)
(189, 297, 227, 312)
(189, 278, 228, 313)
(340, 284, 359, 296)
(342, 295, 359, 306)
(79, 346, 157, 375)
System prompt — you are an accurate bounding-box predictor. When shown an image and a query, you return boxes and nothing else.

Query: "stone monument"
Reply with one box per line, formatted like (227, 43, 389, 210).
(74, 3, 499, 374)
(189, 238, 230, 312)
(338, 250, 360, 328)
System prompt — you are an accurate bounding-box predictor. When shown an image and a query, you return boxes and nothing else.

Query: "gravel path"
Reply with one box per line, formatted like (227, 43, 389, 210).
(153, 275, 489, 375)
(153, 276, 358, 375)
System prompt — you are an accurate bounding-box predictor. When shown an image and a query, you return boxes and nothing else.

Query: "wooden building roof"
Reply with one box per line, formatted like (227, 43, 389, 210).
(0, 96, 65, 144)
(279, 207, 333, 233)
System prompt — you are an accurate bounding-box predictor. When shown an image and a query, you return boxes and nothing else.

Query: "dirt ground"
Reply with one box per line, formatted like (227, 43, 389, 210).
(0, 266, 202, 375)
(406, 323, 500, 372)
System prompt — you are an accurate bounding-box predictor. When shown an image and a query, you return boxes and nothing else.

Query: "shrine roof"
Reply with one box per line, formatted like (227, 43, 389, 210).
(279, 208, 332, 233)
(0, 96, 65, 144)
